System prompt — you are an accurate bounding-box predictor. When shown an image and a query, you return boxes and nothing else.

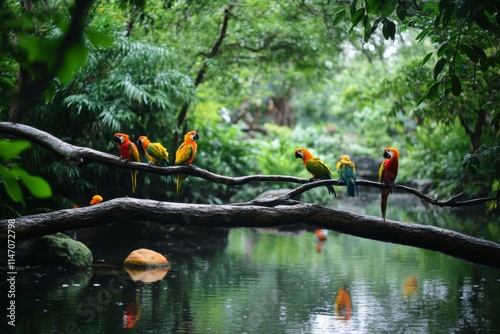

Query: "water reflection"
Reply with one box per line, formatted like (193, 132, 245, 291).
(4, 195, 500, 334)
(403, 276, 418, 299)
(334, 286, 352, 321)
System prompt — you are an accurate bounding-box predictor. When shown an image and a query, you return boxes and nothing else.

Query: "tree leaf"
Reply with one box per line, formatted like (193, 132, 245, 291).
(86, 28, 114, 48)
(0, 166, 24, 204)
(415, 28, 430, 42)
(421, 52, 433, 67)
(386, 20, 396, 41)
(471, 45, 487, 59)
(351, 8, 365, 27)
(396, 4, 407, 21)
(460, 44, 479, 63)
(10, 167, 52, 199)
(0, 140, 31, 160)
(433, 58, 446, 80)
(451, 74, 462, 96)
(332, 10, 346, 26)
(427, 82, 440, 99)
(57, 41, 88, 83)
(437, 42, 450, 57)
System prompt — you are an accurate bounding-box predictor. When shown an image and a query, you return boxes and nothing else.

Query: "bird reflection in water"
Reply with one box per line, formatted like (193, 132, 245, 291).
(334, 286, 352, 321)
(315, 229, 327, 252)
(403, 276, 418, 299)
(123, 294, 141, 328)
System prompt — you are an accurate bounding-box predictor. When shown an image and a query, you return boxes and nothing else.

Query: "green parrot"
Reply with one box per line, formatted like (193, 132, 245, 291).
(295, 147, 336, 197)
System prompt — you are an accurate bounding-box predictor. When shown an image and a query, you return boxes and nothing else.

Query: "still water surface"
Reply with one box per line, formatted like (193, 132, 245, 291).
(4, 194, 500, 333)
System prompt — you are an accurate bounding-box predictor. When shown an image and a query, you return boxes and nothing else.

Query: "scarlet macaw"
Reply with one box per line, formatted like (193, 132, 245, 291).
(378, 147, 399, 222)
(294, 148, 336, 197)
(114, 133, 140, 193)
(137, 136, 169, 167)
(336, 155, 358, 197)
(175, 130, 199, 196)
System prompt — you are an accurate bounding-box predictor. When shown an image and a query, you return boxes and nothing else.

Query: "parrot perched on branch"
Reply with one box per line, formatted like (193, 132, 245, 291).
(137, 136, 169, 167)
(294, 148, 336, 197)
(175, 130, 199, 196)
(114, 133, 140, 193)
(378, 147, 399, 222)
(137, 135, 171, 183)
(336, 155, 358, 197)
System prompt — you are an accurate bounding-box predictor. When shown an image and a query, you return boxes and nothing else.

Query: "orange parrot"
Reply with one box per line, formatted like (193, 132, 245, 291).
(378, 147, 399, 222)
(114, 133, 140, 193)
(90, 195, 103, 205)
(174, 130, 199, 196)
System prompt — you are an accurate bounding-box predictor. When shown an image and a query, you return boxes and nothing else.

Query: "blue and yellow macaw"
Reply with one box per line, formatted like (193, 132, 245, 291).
(294, 148, 336, 197)
(336, 155, 358, 197)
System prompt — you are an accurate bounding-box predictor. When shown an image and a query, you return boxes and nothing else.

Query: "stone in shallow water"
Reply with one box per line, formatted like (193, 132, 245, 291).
(123, 248, 169, 269)
(32, 233, 93, 270)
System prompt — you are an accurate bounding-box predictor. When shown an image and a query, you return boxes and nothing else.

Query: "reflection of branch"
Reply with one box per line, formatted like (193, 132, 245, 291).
(1, 197, 499, 268)
(0, 122, 496, 209)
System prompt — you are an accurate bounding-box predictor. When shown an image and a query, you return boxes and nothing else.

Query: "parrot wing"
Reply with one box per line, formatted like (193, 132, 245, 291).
(129, 143, 140, 162)
(306, 158, 336, 196)
(147, 143, 169, 166)
(175, 143, 194, 166)
(306, 158, 333, 179)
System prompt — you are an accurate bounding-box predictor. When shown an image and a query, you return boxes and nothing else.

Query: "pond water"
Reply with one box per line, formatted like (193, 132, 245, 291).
(3, 194, 500, 334)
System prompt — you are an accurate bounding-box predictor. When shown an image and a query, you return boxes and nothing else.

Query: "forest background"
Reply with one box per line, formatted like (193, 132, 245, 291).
(0, 0, 499, 221)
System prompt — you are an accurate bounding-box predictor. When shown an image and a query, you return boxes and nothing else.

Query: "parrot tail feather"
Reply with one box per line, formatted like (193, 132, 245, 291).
(176, 174, 186, 197)
(130, 170, 138, 194)
(381, 189, 389, 222)
(347, 179, 357, 197)
(326, 185, 337, 197)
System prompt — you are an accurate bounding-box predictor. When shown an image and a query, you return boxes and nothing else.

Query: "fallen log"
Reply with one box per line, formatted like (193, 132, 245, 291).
(1, 197, 499, 269)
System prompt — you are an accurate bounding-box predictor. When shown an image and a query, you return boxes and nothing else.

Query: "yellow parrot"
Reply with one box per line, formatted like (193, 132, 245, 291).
(175, 131, 199, 196)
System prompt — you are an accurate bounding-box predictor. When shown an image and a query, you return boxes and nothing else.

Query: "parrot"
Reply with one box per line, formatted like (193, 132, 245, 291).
(175, 130, 199, 196)
(378, 147, 400, 222)
(336, 155, 358, 197)
(90, 195, 103, 205)
(137, 135, 171, 183)
(114, 133, 140, 193)
(294, 148, 336, 197)
(137, 136, 169, 167)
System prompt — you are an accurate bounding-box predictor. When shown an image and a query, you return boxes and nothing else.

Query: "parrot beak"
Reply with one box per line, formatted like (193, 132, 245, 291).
(295, 151, 302, 159)
(193, 132, 199, 141)
(383, 150, 391, 159)
(114, 136, 122, 144)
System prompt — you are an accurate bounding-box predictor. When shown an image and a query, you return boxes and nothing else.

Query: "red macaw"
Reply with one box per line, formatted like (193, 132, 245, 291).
(378, 147, 399, 222)
(294, 148, 336, 197)
(174, 130, 199, 196)
(336, 155, 358, 197)
(114, 133, 140, 193)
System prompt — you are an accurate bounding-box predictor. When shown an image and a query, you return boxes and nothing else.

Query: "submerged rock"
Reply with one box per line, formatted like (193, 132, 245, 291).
(32, 233, 93, 270)
(123, 248, 169, 269)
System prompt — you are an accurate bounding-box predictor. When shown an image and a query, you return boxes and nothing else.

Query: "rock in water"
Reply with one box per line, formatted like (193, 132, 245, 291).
(32, 233, 93, 269)
(123, 248, 169, 269)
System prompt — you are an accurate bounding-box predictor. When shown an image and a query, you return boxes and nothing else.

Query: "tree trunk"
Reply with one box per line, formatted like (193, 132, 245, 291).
(1, 197, 499, 268)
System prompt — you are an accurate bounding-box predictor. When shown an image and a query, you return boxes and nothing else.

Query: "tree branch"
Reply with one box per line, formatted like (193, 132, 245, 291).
(0, 198, 499, 268)
(0, 122, 496, 208)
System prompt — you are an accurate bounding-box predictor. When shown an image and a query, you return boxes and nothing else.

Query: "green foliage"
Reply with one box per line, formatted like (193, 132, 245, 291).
(0, 0, 498, 212)
(0, 140, 52, 208)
